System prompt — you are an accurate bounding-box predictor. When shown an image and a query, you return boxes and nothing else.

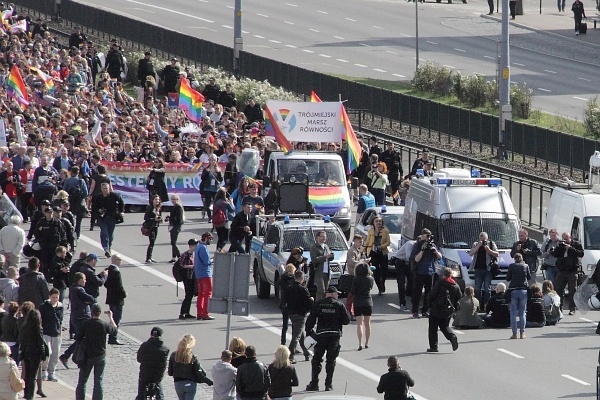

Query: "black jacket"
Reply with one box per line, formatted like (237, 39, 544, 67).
(377, 367, 415, 400)
(18, 270, 50, 307)
(230, 211, 251, 241)
(427, 277, 462, 318)
(137, 58, 156, 84)
(48, 255, 70, 289)
(69, 283, 96, 320)
(34, 217, 65, 249)
(144, 206, 162, 229)
(202, 83, 221, 103)
(91, 192, 124, 220)
(285, 282, 313, 315)
(39, 300, 64, 337)
(279, 272, 295, 308)
(80, 263, 107, 299)
(104, 264, 126, 306)
(306, 297, 351, 338)
(137, 337, 170, 382)
(550, 240, 584, 272)
(169, 204, 185, 228)
(218, 90, 237, 109)
(380, 149, 403, 178)
(236, 357, 270, 398)
(485, 292, 510, 327)
(168, 352, 213, 385)
(19, 322, 46, 359)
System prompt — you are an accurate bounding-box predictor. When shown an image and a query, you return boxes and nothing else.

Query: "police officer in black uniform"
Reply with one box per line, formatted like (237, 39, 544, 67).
(410, 148, 432, 176)
(34, 205, 66, 278)
(305, 286, 350, 392)
(380, 141, 403, 205)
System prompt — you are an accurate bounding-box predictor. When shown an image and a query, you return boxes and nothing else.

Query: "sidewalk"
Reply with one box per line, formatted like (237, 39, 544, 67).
(482, 2, 600, 45)
(27, 379, 78, 399)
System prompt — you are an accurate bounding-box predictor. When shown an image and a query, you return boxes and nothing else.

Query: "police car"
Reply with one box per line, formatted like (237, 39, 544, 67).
(250, 214, 349, 299)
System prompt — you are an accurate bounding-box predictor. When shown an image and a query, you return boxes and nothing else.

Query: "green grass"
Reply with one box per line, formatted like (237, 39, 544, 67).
(336, 75, 589, 137)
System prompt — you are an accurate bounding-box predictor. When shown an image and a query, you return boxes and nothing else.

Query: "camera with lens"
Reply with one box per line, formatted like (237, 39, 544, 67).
(558, 240, 567, 246)
(421, 236, 436, 252)
(371, 163, 378, 170)
(481, 240, 488, 246)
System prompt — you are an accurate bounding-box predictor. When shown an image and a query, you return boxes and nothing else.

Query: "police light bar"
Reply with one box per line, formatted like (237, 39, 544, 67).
(436, 178, 502, 187)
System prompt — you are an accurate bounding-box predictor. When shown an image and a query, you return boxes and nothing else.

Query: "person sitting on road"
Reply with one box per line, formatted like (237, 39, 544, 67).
(542, 280, 563, 326)
(482, 283, 511, 328)
(452, 286, 483, 329)
(526, 285, 546, 328)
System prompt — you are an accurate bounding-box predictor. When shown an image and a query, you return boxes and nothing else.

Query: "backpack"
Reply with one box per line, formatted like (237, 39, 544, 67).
(67, 181, 84, 207)
(212, 202, 227, 227)
(172, 257, 184, 282)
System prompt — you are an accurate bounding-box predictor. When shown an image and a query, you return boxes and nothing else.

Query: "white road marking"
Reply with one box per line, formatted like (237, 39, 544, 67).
(454, 48, 466, 52)
(269, 40, 282, 44)
(426, 40, 438, 44)
(373, 25, 384, 29)
(310, 28, 320, 32)
(453, 329, 465, 335)
(225, 4, 232, 8)
(334, 36, 345, 40)
(317, 10, 328, 14)
(543, 69, 557, 74)
(253, 35, 265, 39)
(319, 54, 332, 58)
(303, 49, 315, 53)
(285, 44, 297, 48)
(443, 64, 455, 69)
(221, 25, 233, 29)
(285, 2, 297, 6)
(386, 50, 397, 55)
(392, 73, 406, 78)
(562, 375, 591, 386)
(578, 77, 591, 81)
(336, 58, 349, 63)
(401, 33, 411, 37)
(579, 317, 595, 322)
(484, 55, 495, 59)
(373, 68, 387, 72)
(354, 63, 368, 68)
(514, 62, 525, 66)
(187, 26, 217, 32)
(388, 303, 401, 310)
(359, 43, 371, 47)
(497, 348, 524, 359)
(537, 88, 551, 92)
(123, 0, 214, 23)
(257, 13, 269, 18)
(126, 7, 156, 13)
(284, 21, 294, 25)
(242, 30, 249, 34)
(345, 17, 357, 22)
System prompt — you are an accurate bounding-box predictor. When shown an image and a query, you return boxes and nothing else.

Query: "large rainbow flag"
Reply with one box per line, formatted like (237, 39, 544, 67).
(264, 105, 293, 155)
(309, 186, 346, 215)
(179, 76, 204, 123)
(7, 65, 29, 107)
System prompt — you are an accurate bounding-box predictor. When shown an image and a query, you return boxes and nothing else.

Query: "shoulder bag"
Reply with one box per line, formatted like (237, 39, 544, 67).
(72, 339, 87, 366)
(10, 362, 24, 392)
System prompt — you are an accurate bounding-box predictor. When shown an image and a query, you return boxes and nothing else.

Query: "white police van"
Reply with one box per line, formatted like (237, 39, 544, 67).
(401, 168, 520, 289)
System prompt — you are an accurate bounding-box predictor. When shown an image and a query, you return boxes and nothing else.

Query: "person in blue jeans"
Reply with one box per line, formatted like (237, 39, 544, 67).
(91, 183, 124, 258)
(168, 334, 213, 400)
(468, 232, 499, 309)
(229, 202, 253, 254)
(506, 253, 531, 339)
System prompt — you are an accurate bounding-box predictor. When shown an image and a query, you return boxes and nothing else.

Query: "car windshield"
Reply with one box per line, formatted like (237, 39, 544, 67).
(584, 216, 600, 250)
(282, 227, 349, 252)
(380, 213, 403, 234)
(440, 213, 519, 249)
(277, 159, 345, 187)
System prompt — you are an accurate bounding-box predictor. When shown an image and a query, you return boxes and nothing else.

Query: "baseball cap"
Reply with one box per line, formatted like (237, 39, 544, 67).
(52, 206, 61, 212)
(422, 147, 430, 153)
(150, 326, 163, 337)
(188, 238, 198, 246)
(87, 253, 98, 261)
(41, 199, 51, 206)
(327, 286, 340, 294)
(144, 51, 151, 56)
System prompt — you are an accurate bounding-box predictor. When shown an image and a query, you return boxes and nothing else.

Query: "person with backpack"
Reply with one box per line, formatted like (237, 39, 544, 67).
(426, 267, 461, 353)
(212, 188, 235, 252)
(177, 239, 197, 320)
(62, 166, 88, 241)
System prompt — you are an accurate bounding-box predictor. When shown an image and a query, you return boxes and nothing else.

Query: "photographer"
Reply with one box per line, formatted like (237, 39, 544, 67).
(541, 228, 560, 285)
(366, 162, 389, 206)
(510, 229, 542, 286)
(468, 232, 499, 308)
(550, 232, 584, 315)
(410, 229, 442, 319)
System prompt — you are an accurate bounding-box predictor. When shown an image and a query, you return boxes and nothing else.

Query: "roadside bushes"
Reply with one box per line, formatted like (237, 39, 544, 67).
(584, 97, 600, 139)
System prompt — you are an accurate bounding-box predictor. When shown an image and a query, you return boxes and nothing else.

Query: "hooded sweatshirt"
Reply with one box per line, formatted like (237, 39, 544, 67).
(211, 360, 237, 400)
(0, 278, 19, 304)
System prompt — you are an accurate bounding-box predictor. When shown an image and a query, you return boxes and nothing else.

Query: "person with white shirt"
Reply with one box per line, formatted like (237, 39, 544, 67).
(211, 350, 237, 400)
(310, 231, 335, 301)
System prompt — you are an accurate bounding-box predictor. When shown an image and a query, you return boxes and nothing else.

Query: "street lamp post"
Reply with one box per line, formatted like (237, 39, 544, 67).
(233, 0, 243, 77)
(498, 0, 511, 160)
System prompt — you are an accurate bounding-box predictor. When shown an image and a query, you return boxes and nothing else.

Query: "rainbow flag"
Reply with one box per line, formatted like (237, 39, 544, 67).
(1, 8, 13, 27)
(342, 105, 360, 172)
(264, 105, 293, 155)
(178, 76, 204, 123)
(310, 90, 322, 103)
(309, 186, 346, 215)
(7, 65, 29, 107)
(29, 66, 54, 91)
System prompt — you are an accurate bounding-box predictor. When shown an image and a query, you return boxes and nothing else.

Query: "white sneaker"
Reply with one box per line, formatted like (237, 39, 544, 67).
(576, 31, 579, 35)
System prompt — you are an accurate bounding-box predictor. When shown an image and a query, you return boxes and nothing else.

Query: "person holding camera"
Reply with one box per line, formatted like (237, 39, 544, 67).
(510, 229, 542, 286)
(540, 228, 561, 285)
(410, 229, 442, 319)
(144, 194, 163, 264)
(366, 162, 389, 206)
(550, 232, 584, 315)
(468, 232, 499, 308)
(364, 216, 391, 295)
(310, 230, 335, 301)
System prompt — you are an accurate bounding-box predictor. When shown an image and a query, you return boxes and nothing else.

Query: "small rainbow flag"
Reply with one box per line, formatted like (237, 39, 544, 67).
(342, 105, 360, 172)
(7, 65, 29, 107)
(309, 186, 346, 215)
(264, 105, 293, 155)
(178, 76, 204, 123)
(310, 90, 322, 103)
(29, 66, 54, 91)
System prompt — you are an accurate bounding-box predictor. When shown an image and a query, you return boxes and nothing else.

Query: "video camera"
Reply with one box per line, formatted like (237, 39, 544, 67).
(421, 235, 437, 252)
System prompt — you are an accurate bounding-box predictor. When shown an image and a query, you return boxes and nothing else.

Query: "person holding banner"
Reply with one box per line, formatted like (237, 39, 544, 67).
(146, 158, 169, 205)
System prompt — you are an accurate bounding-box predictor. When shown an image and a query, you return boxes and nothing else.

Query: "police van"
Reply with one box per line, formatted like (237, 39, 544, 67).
(401, 168, 521, 289)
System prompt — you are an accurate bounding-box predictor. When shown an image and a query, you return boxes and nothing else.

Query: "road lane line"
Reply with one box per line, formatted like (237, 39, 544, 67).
(221, 24, 233, 29)
(453, 48, 466, 52)
(285, 2, 297, 6)
(426, 40, 438, 44)
(497, 348, 524, 359)
(484, 55, 495, 59)
(123, 0, 214, 23)
(359, 43, 371, 47)
(537, 88, 551, 92)
(269, 40, 282, 44)
(336, 59, 349, 63)
(386, 50, 397, 54)
(242, 315, 430, 400)
(578, 77, 591, 81)
(345, 17, 357, 22)
(354, 64, 368, 68)
(242, 30, 249, 34)
(334, 36, 345, 40)
(562, 375, 591, 385)
(373, 25, 384, 29)
(401, 33, 411, 37)
(392, 74, 406, 78)
(285, 44, 297, 48)
(317, 10, 328, 14)
(579, 317, 595, 323)
(319, 54, 332, 58)
(284, 21, 294, 25)
(253, 35, 265, 39)
(303, 49, 315, 53)
(373, 68, 387, 72)
(514, 62, 525, 66)
(543, 69, 557, 74)
(310, 28, 320, 32)
(257, 13, 269, 18)
(443, 65, 454, 69)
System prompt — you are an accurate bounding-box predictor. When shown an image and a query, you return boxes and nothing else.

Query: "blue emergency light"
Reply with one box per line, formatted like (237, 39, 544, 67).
(436, 178, 502, 187)
(284, 215, 290, 224)
(381, 205, 387, 213)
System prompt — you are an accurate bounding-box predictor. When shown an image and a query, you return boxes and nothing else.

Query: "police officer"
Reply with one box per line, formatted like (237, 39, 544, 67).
(34, 205, 66, 277)
(305, 286, 350, 392)
(410, 148, 432, 176)
(380, 141, 403, 205)
(356, 184, 375, 224)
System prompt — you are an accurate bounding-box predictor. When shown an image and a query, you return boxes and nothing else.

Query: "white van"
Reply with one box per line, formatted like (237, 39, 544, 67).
(544, 183, 600, 274)
(263, 152, 352, 238)
(401, 168, 521, 289)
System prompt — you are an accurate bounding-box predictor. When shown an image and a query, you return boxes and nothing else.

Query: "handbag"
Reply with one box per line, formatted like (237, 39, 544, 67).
(72, 340, 87, 366)
(9, 363, 24, 392)
(141, 221, 151, 236)
(489, 257, 500, 278)
(115, 213, 124, 224)
(339, 274, 354, 293)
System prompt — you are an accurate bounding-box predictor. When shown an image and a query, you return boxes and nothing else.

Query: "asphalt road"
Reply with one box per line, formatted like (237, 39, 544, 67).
(75, 0, 600, 119)
(48, 207, 599, 400)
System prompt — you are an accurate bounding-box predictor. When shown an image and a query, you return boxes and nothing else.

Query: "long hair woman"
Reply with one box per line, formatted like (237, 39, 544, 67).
(212, 187, 236, 252)
(267, 346, 299, 400)
(0, 341, 20, 400)
(168, 195, 186, 262)
(18, 309, 46, 400)
(452, 286, 483, 329)
(351, 262, 374, 351)
(230, 177, 250, 214)
(200, 154, 223, 222)
(506, 252, 531, 339)
(285, 248, 307, 274)
(366, 162, 389, 206)
(168, 334, 213, 400)
(228, 337, 247, 368)
(144, 194, 163, 263)
(364, 216, 390, 295)
(542, 280, 563, 325)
